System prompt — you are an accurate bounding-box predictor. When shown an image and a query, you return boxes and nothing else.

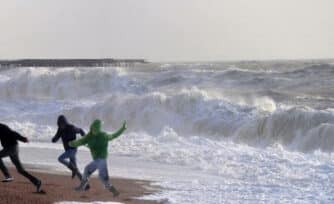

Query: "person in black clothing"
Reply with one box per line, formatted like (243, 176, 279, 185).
(0, 123, 43, 193)
(52, 115, 87, 185)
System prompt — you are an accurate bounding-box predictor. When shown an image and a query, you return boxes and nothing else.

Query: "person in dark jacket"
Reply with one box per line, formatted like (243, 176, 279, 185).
(0, 123, 43, 193)
(52, 115, 85, 181)
(52, 115, 87, 183)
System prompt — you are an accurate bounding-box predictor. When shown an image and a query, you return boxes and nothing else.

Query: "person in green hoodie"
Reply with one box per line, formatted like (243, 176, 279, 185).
(69, 119, 126, 196)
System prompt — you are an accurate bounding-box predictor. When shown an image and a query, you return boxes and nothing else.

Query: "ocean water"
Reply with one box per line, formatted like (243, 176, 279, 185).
(1, 60, 334, 203)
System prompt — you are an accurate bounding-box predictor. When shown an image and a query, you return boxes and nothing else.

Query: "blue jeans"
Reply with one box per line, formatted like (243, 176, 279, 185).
(83, 159, 112, 188)
(58, 149, 82, 180)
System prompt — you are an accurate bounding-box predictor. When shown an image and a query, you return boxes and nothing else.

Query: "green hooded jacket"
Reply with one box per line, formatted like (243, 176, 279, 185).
(69, 119, 126, 160)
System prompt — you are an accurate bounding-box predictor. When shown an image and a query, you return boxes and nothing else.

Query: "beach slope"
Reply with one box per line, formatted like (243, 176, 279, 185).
(0, 168, 159, 204)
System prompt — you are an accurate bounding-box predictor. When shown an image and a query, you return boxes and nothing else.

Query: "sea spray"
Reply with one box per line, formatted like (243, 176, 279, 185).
(2, 61, 334, 203)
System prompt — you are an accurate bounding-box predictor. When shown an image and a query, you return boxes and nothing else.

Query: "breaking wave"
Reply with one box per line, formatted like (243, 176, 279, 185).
(1, 63, 334, 153)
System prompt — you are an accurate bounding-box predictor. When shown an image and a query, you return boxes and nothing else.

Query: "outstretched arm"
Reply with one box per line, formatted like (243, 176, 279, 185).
(107, 121, 127, 141)
(52, 129, 61, 143)
(12, 131, 28, 143)
(69, 134, 89, 147)
(74, 126, 86, 136)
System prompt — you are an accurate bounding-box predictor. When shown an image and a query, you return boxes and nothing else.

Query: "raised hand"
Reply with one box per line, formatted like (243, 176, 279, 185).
(122, 121, 127, 130)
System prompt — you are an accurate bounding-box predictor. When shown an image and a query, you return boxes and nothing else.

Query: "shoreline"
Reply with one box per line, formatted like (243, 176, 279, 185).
(0, 167, 162, 204)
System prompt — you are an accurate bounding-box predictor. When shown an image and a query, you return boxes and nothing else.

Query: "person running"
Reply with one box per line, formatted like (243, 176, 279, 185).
(52, 115, 87, 184)
(0, 123, 43, 193)
(69, 119, 126, 196)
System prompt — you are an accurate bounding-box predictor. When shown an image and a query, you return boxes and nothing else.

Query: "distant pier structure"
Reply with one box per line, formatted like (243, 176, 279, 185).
(0, 58, 148, 68)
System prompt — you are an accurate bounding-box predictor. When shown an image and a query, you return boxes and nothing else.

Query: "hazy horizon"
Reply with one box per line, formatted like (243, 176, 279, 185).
(1, 57, 334, 64)
(1, 0, 334, 62)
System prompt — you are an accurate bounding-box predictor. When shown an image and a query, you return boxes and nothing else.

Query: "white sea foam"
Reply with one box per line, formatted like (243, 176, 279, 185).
(1, 62, 334, 203)
(57, 202, 123, 204)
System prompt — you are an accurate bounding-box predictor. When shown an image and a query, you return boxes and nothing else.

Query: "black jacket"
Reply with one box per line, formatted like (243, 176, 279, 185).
(52, 116, 85, 150)
(0, 123, 26, 148)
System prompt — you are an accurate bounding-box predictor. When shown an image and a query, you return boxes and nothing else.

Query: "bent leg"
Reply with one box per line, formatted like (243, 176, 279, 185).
(10, 147, 39, 186)
(97, 159, 112, 189)
(75, 160, 97, 191)
(58, 151, 71, 169)
(82, 160, 98, 181)
(68, 149, 77, 166)
(0, 149, 11, 178)
(69, 150, 83, 180)
(97, 159, 119, 196)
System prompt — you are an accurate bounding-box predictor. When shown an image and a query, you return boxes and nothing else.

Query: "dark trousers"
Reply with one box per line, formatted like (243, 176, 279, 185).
(0, 145, 40, 186)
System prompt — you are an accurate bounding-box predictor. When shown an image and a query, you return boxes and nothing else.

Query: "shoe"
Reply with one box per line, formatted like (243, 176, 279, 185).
(36, 180, 44, 193)
(75, 179, 89, 192)
(2, 176, 14, 182)
(71, 169, 76, 179)
(68, 164, 77, 179)
(109, 185, 120, 197)
(84, 183, 90, 191)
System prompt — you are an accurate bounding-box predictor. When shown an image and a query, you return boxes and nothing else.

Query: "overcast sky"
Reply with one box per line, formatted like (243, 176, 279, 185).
(1, 0, 334, 62)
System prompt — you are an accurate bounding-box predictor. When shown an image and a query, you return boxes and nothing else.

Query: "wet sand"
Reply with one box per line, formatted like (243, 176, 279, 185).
(0, 167, 161, 204)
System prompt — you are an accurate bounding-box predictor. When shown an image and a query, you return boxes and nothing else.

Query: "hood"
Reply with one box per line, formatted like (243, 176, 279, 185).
(57, 115, 69, 127)
(90, 119, 102, 135)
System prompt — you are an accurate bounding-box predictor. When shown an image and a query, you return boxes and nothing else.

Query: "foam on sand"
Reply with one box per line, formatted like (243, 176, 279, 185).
(57, 202, 123, 204)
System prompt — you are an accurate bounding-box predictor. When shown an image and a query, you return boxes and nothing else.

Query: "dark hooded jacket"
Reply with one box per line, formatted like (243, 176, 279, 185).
(0, 123, 27, 148)
(52, 115, 85, 150)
